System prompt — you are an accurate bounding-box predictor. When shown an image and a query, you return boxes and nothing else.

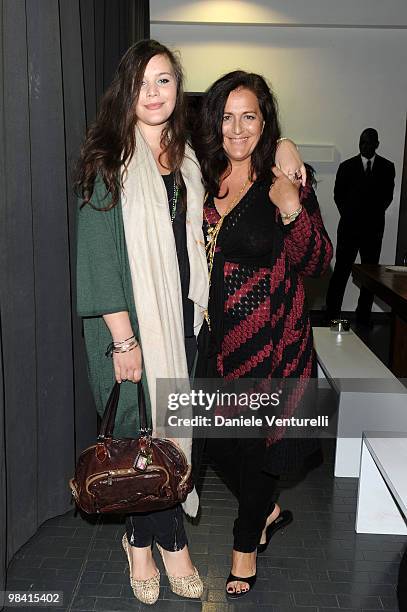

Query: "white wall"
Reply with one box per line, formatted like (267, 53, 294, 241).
(151, 0, 407, 27)
(151, 0, 407, 310)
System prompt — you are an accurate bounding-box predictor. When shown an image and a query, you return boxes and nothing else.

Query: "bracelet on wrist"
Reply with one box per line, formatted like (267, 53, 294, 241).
(280, 205, 303, 222)
(115, 334, 135, 344)
(276, 136, 298, 151)
(105, 335, 139, 358)
(113, 344, 137, 354)
(112, 339, 138, 353)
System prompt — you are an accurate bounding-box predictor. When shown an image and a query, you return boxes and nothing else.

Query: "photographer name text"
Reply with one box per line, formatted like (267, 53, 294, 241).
(167, 415, 329, 428)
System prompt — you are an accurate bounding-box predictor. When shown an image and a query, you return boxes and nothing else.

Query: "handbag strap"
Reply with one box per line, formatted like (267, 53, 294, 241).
(138, 381, 151, 434)
(98, 381, 152, 440)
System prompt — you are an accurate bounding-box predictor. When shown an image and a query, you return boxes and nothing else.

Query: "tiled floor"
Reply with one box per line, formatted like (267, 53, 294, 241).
(6, 317, 406, 611)
(6, 439, 406, 612)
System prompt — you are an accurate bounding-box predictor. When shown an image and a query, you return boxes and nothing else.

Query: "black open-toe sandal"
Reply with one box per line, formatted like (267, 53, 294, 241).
(257, 509, 293, 553)
(226, 572, 257, 599)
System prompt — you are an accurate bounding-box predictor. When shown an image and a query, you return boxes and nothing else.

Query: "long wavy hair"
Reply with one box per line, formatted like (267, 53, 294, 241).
(76, 39, 187, 210)
(194, 71, 281, 198)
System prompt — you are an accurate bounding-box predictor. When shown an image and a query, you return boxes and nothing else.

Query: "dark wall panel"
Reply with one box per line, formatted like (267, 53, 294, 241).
(26, 0, 76, 520)
(0, 0, 7, 595)
(104, 0, 122, 88)
(0, 320, 5, 600)
(60, 0, 97, 457)
(396, 116, 407, 265)
(79, 0, 97, 125)
(94, 0, 106, 106)
(2, 0, 38, 557)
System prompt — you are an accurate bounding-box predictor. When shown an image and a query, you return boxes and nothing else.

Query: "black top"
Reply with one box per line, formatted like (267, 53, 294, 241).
(206, 179, 276, 262)
(162, 173, 194, 338)
(203, 179, 277, 358)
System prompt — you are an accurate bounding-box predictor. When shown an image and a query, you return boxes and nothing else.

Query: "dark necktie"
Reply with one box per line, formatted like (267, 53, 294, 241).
(366, 159, 372, 178)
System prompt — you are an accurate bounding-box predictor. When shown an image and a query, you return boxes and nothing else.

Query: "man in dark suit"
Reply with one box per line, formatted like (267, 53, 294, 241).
(325, 128, 395, 326)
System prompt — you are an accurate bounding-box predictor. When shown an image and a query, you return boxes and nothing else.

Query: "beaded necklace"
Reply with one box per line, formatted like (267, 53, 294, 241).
(170, 175, 179, 223)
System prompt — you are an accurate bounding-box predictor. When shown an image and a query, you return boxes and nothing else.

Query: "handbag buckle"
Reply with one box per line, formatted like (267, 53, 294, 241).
(133, 450, 153, 471)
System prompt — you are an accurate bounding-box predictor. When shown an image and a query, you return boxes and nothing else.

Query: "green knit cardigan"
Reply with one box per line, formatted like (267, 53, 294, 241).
(76, 176, 151, 437)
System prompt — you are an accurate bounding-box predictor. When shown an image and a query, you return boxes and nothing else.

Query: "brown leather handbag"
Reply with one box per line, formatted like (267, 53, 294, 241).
(69, 382, 193, 514)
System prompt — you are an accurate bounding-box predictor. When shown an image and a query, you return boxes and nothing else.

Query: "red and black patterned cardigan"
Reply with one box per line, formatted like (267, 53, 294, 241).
(198, 179, 333, 473)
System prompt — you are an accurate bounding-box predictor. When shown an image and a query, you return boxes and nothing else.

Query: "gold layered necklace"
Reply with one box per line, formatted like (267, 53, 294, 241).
(204, 178, 250, 329)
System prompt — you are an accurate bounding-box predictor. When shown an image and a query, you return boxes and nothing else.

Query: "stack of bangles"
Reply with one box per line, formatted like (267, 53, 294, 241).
(280, 204, 303, 222)
(105, 334, 138, 358)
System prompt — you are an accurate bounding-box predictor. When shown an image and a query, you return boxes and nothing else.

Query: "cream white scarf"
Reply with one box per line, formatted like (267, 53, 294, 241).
(122, 125, 208, 517)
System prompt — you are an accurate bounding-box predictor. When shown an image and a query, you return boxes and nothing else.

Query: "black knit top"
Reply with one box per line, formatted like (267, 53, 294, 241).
(161, 172, 194, 338)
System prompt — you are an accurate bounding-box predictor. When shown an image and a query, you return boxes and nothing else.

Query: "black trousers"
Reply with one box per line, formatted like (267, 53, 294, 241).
(207, 437, 278, 553)
(125, 336, 197, 550)
(125, 503, 187, 551)
(326, 219, 384, 321)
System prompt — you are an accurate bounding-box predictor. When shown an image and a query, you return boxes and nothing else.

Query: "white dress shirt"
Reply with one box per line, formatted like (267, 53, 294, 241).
(361, 154, 376, 171)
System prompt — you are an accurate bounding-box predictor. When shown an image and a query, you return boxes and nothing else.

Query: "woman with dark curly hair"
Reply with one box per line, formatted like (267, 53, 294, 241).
(194, 71, 333, 599)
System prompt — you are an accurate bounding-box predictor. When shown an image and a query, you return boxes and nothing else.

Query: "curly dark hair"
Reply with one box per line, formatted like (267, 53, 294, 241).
(76, 39, 187, 210)
(193, 70, 281, 198)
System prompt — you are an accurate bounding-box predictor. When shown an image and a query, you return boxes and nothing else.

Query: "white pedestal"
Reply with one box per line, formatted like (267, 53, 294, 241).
(334, 391, 407, 477)
(313, 327, 407, 477)
(356, 434, 407, 535)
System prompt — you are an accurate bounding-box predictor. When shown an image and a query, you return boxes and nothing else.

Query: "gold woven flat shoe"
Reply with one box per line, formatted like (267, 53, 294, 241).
(156, 543, 203, 599)
(122, 534, 160, 605)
